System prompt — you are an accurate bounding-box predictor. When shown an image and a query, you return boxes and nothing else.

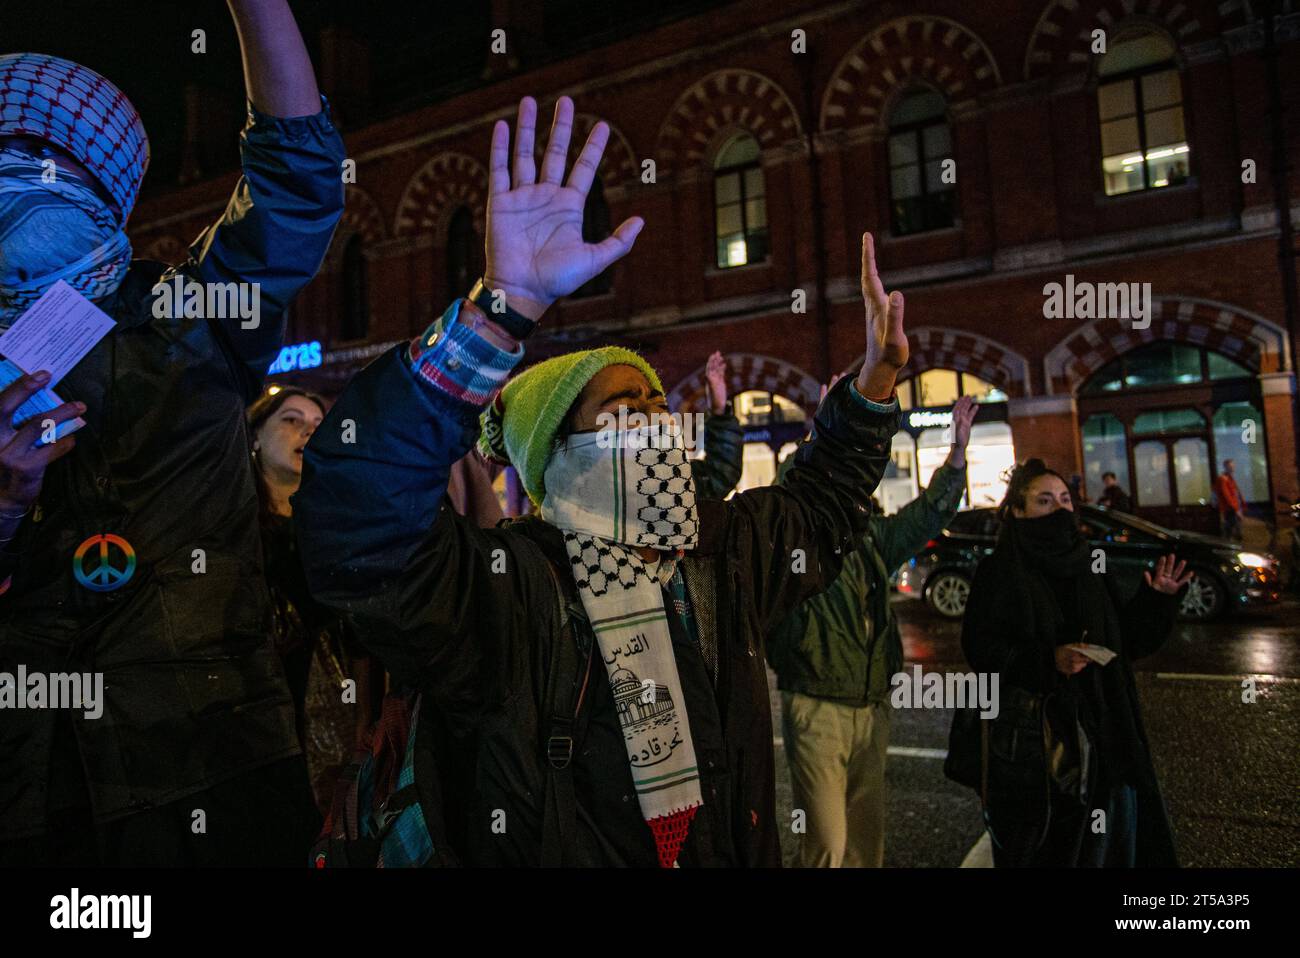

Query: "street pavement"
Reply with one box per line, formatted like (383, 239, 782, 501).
(770, 595, 1300, 867)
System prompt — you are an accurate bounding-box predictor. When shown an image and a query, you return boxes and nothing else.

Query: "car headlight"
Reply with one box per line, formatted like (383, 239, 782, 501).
(1236, 552, 1271, 569)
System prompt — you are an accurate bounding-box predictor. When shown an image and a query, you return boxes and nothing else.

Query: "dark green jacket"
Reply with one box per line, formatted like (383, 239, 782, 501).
(768, 462, 967, 706)
(692, 407, 744, 501)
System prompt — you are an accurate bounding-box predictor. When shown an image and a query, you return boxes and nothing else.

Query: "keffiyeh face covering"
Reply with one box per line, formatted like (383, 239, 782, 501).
(541, 417, 702, 867)
(0, 148, 132, 330)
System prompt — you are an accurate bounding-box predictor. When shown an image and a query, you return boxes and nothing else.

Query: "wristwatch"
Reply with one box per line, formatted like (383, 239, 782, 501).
(467, 279, 537, 341)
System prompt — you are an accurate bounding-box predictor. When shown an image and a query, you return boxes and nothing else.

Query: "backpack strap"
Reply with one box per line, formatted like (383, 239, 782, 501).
(540, 559, 592, 867)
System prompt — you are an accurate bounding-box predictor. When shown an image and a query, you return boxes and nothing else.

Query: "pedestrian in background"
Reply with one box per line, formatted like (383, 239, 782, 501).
(769, 395, 976, 867)
(1097, 471, 1132, 512)
(1213, 459, 1245, 541)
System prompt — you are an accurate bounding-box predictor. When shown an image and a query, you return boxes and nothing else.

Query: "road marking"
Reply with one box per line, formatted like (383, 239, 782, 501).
(888, 745, 948, 760)
(1154, 672, 1300, 684)
(772, 738, 947, 759)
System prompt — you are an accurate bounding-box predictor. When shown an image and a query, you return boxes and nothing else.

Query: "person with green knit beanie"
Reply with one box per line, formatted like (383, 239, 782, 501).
(478, 346, 662, 507)
(297, 95, 910, 868)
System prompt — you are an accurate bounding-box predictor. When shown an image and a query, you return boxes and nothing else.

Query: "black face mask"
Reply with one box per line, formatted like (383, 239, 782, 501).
(1010, 507, 1088, 575)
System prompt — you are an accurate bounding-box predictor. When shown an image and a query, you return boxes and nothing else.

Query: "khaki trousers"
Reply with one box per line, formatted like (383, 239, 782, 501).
(781, 691, 891, 868)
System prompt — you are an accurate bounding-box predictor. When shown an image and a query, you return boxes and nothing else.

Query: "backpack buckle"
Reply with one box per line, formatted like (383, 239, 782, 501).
(547, 734, 573, 769)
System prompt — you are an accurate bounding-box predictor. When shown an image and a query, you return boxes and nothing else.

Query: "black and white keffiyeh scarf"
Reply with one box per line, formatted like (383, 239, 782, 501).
(540, 418, 702, 867)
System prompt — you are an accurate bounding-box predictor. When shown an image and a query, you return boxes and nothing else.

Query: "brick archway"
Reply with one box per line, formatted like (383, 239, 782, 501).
(654, 69, 803, 176)
(1023, 0, 1253, 79)
(323, 186, 387, 270)
(668, 353, 821, 416)
(1044, 296, 1289, 394)
(845, 326, 1032, 398)
(820, 16, 1002, 133)
(394, 152, 487, 238)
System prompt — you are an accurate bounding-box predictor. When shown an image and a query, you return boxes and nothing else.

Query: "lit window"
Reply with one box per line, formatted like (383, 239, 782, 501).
(713, 134, 768, 269)
(1098, 30, 1189, 196)
(887, 88, 956, 236)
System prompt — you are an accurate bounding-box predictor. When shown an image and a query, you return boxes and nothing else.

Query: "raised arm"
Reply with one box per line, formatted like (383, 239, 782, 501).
(691, 353, 744, 500)
(295, 96, 640, 685)
(166, 0, 345, 398)
(720, 233, 907, 629)
(871, 395, 974, 570)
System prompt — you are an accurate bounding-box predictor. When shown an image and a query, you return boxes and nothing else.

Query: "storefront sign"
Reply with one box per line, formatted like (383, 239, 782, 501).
(908, 410, 953, 429)
(267, 340, 323, 375)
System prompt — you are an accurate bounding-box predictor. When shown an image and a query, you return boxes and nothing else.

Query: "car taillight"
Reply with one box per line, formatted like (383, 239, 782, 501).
(924, 539, 939, 550)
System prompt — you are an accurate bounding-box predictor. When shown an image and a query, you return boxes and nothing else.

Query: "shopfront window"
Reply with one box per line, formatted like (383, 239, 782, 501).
(729, 389, 806, 494)
(1213, 402, 1269, 502)
(1082, 413, 1130, 498)
(1134, 440, 1171, 506)
(1078, 343, 1269, 527)
(965, 422, 1015, 507)
(1172, 437, 1211, 505)
(899, 369, 1008, 409)
(1098, 29, 1189, 196)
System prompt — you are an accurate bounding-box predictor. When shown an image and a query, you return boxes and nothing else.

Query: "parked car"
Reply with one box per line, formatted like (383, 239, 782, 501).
(893, 504, 1281, 622)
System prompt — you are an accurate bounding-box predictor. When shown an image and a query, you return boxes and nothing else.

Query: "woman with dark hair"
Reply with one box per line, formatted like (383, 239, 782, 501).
(960, 458, 1192, 867)
(247, 387, 376, 800)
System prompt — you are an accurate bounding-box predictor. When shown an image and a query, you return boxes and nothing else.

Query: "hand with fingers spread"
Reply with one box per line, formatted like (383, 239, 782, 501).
(855, 232, 909, 402)
(705, 351, 728, 415)
(483, 96, 644, 322)
(0, 371, 84, 522)
(1145, 554, 1194, 595)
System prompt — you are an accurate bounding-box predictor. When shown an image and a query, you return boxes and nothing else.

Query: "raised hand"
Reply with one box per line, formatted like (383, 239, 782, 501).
(705, 351, 728, 415)
(483, 96, 644, 321)
(946, 395, 977, 468)
(855, 232, 909, 402)
(1144, 554, 1193, 594)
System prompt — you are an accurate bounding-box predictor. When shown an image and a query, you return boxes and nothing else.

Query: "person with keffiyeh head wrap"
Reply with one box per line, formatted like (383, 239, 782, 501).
(296, 95, 907, 867)
(0, 1, 344, 866)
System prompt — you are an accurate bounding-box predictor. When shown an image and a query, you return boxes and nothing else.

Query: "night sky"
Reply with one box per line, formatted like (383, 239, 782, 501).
(6, 0, 729, 200)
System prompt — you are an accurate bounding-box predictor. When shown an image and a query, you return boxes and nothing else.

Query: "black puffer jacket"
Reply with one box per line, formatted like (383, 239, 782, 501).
(295, 349, 898, 866)
(0, 102, 345, 839)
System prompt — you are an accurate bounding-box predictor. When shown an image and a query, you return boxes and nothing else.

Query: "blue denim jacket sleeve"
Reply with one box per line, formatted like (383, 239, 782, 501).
(181, 96, 345, 390)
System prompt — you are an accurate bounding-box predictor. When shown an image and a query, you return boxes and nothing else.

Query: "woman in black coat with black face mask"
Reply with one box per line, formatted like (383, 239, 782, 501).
(961, 459, 1192, 867)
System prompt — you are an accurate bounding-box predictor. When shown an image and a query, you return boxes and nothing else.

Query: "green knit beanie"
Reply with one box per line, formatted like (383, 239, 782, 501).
(478, 347, 663, 506)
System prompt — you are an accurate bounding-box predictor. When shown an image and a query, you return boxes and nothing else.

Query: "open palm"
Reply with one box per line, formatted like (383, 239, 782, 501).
(484, 97, 644, 318)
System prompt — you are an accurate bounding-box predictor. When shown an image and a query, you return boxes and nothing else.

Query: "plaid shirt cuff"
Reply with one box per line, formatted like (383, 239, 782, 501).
(407, 300, 523, 407)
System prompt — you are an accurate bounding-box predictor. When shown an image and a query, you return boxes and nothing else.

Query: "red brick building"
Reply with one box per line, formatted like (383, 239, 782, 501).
(128, 0, 1300, 532)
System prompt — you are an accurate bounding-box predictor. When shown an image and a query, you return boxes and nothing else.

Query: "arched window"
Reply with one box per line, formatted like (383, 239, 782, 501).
(895, 369, 1007, 411)
(340, 234, 369, 341)
(713, 134, 768, 268)
(1097, 29, 1188, 195)
(887, 88, 956, 236)
(727, 389, 805, 492)
(571, 175, 613, 298)
(446, 206, 483, 301)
